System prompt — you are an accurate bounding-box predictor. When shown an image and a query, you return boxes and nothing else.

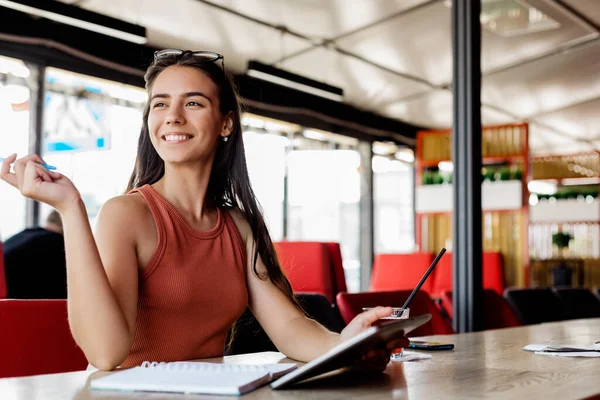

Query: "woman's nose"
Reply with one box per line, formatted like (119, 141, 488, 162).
(165, 105, 185, 125)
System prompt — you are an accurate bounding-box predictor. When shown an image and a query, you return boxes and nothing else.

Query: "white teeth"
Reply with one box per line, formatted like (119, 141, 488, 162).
(164, 134, 190, 142)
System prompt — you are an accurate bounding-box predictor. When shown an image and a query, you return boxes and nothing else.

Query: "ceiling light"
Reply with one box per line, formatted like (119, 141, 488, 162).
(0, 0, 147, 44)
(527, 180, 557, 195)
(247, 61, 344, 102)
(438, 161, 454, 172)
(303, 130, 329, 141)
(394, 150, 415, 163)
(480, 0, 560, 37)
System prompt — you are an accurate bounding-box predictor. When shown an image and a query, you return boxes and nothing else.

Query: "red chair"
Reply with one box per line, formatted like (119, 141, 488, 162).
(0, 299, 88, 378)
(483, 252, 505, 296)
(0, 241, 6, 299)
(440, 290, 521, 329)
(275, 242, 334, 302)
(325, 242, 347, 295)
(370, 253, 435, 293)
(431, 252, 506, 297)
(336, 290, 454, 337)
(431, 252, 453, 296)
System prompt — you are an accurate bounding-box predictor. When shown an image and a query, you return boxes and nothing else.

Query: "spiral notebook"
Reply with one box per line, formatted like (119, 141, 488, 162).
(90, 361, 297, 396)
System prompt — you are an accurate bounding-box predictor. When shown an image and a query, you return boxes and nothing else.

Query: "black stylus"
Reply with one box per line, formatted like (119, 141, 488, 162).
(399, 248, 446, 312)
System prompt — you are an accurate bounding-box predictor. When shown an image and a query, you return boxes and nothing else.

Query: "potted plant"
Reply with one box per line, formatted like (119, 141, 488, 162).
(551, 231, 574, 287)
(495, 167, 511, 181)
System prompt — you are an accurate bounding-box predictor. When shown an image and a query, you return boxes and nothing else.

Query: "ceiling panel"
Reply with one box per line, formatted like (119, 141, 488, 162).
(528, 123, 592, 155)
(335, 0, 595, 85)
(563, 0, 600, 27)
(60, 0, 310, 73)
(533, 97, 600, 141)
(482, 40, 600, 119)
(280, 47, 431, 110)
(382, 90, 519, 129)
(206, 0, 431, 39)
(383, 90, 452, 128)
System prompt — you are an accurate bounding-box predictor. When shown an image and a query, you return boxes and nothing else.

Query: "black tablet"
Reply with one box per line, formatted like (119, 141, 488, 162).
(271, 313, 432, 389)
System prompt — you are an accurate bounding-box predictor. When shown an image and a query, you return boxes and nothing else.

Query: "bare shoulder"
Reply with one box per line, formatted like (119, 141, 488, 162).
(227, 208, 251, 242)
(98, 193, 147, 219)
(95, 193, 151, 236)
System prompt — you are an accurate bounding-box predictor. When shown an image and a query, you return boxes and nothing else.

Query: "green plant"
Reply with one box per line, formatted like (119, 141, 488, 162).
(432, 172, 444, 185)
(552, 232, 573, 249)
(510, 167, 523, 181)
(495, 167, 511, 181)
(423, 171, 434, 185)
(482, 168, 495, 182)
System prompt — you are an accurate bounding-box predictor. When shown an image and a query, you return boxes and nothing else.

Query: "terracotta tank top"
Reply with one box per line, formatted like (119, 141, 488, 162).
(120, 184, 248, 368)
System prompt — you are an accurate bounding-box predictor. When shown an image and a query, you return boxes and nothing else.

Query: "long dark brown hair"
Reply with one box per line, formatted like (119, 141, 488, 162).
(126, 52, 298, 324)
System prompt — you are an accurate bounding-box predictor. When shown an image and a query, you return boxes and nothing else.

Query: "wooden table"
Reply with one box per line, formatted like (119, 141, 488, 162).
(2, 319, 600, 400)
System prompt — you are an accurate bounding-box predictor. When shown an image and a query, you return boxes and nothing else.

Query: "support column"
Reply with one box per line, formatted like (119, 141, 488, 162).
(26, 63, 45, 228)
(358, 141, 374, 292)
(452, 0, 484, 332)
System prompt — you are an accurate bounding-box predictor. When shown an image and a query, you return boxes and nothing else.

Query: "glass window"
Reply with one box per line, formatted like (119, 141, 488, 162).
(373, 155, 415, 254)
(287, 142, 362, 292)
(40, 67, 145, 228)
(0, 56, 34, 240)
(243, 130, 288, 240)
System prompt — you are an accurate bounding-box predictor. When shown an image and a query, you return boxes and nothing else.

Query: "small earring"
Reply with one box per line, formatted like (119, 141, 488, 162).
(222, 136, 229, 142)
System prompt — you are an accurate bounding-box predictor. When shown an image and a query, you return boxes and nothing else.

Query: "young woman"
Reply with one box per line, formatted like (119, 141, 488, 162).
(0, 49, 407, 371)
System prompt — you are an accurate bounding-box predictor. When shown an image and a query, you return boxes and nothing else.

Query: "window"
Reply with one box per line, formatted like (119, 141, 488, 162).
(0, 56, 34, 240)
(373, 155, 415, 254)
(243, 130, 288, 240)
(287, 143, 362, 292)
(40, 67, 145, 228)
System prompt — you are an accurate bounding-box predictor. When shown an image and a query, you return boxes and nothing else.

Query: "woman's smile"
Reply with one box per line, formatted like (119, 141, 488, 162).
(161, 132, 193, 144)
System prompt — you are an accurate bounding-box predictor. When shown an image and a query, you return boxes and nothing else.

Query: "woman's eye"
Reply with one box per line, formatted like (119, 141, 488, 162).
(152, 102, 166, 108)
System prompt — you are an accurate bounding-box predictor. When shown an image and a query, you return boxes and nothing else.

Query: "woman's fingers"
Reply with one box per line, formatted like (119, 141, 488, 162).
(359, 306, 393, 327)
(13, 154, 46, 189)
(387, 337, 410, 351)
(0, 153, 18, 187)
(360, 349, 389, 371)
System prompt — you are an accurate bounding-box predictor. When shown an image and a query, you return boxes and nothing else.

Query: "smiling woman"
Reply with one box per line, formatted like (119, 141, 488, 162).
(0, 49, 407, 372)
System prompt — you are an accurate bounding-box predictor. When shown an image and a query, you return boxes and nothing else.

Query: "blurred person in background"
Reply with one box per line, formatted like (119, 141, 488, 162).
(3, 209, 66, 298)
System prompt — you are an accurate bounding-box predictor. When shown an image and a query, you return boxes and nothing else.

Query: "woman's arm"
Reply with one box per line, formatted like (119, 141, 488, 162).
(230, 211, 403, 363)
(65, 196, 140, 370)
(0, 154, 139, 370)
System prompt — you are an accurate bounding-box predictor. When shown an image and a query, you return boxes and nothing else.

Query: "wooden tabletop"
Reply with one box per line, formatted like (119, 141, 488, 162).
(2, 318, 600, 400)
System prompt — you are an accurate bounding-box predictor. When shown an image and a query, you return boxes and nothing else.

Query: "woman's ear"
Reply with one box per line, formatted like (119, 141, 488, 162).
(221, 112, 234, 139)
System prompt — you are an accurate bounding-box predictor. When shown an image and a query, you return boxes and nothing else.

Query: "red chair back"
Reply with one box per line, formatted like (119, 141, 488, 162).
(275, 242, 334, 302)
(432, 252, 506, 297)
(431, 252, 453, 296)
(336, 290, 454, 337)
(325, 242, 347, 295)
(440, 290, 521, 329)
(0, 242, 6, 298)
(0, 299, 88, 378)
(370, 253, 435, 293)
(483, 252, 505, 295)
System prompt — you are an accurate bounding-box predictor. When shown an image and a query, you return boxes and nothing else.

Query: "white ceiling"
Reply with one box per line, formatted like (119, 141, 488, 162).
(59, 0, 600, 155)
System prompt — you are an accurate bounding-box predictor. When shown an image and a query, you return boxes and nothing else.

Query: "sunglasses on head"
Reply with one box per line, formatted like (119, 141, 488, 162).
(154, 49, 225, 73)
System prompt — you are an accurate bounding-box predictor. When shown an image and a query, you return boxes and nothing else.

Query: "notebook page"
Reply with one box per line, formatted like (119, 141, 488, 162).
(90, 366, 271, 395)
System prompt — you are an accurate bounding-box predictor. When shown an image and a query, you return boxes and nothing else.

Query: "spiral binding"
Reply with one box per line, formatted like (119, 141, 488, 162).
(140, 361, 267, 373)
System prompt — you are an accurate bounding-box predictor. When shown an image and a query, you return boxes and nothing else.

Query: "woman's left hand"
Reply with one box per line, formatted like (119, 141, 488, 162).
(339, 306, 410, 372)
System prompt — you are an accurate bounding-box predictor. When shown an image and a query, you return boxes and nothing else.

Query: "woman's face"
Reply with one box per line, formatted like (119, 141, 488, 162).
(147, 65, 229, 165)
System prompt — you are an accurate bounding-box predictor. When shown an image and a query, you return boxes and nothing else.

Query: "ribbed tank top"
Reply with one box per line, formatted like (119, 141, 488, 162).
(120, 184, 248, 368)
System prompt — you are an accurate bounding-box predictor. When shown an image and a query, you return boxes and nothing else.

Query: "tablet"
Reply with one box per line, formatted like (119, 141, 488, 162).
(270, 313, 432, 389)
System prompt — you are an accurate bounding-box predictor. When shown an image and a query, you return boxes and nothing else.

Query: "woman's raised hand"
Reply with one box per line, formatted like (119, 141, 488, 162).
(0, 153, 81, 213)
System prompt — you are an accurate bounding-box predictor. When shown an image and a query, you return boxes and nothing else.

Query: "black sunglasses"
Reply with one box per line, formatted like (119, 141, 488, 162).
(154, 49, 225, 73)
